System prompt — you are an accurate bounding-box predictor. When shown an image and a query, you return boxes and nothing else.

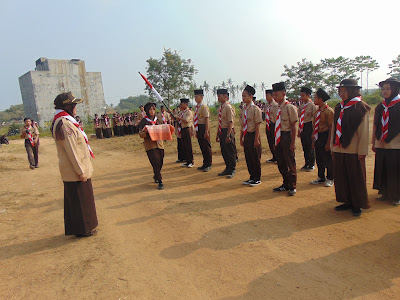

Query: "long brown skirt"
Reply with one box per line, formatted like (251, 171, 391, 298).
(373, 148, 400, 201)
(64, 179, 98, 236)
(332, 152, 370, 209)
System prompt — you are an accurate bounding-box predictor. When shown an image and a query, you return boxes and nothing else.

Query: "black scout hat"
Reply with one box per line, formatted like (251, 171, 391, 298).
(378, 77, 400, 88)
(337, 79, 361, 89)
(272, 82, 286, 92)
(217, 88, 229, 95)
(300, 87, 312, 95)
(316, 88, 330, 102)
(265, 89, 273, 95)
(244, 85, 256, 95)
(180, 98, 189, 103)
(194, 89, 204, 95)
(54, 91, 83, 107)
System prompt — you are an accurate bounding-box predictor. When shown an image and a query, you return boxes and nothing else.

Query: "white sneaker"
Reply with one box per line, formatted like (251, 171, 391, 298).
(187, 163, 195, 168)
(325, 179, 334, 187)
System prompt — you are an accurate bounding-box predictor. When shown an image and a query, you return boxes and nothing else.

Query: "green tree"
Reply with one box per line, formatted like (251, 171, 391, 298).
(145, 48, 197, 107)
(202, 80, 210, 105)
(354, 55, 380, 92)
(115, 95, 150, 112)
(388, 55, 400, 80)
(0, 104, 25, 123)
(281, 58, 325, 98)
(320, 56, 358, 95)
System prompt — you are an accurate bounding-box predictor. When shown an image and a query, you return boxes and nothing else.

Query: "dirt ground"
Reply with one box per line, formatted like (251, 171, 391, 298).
(1, 122, 400, 299)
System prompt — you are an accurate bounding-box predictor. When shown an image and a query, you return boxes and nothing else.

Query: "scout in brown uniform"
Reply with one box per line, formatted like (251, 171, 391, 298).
(138, 105, 146, 122)
(20, 117, 40, 169)
(94, 114, 102, 139)
(298, 87, 317, 171)
(311, 88, 334, 187)
(157, 106, 172, 125)
(372, 78, 400, 206)
(193, 89, 212, 172)
(51, 92, 98, 237)
(103, 114, 112, 138)
(174, 107, 186, 163)
(240, 85, 263, 186)
(332, 79, 370, 217)
(272, 82, 298, 196)
(139, 102, 165, 190)
(175, 99, 194, 167)
(264, 89, 278, 163)
(216, 88, 237, 178)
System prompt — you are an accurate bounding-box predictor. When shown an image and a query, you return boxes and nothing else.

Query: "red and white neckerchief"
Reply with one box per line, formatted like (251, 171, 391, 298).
(334, 96, 361, 147)
(381, 94, 400, 141)
(128, 115, 132, 123)
(299, 100, 312, 134)
(144, 115, 157, 125)
(161, 112, 167, 124)
(53, 109, 95, 158)
(177, 109, 187, 135)
(25, 125, 35, 146)
(194, 103, 203, 131)
(275, 100, 288, 146)
(243, 102, 254, 137)
(313, 104, 329, 141)
(95, 117, 100, 127)
(266, 103, 271, 131)
(104, 117, 109, 127)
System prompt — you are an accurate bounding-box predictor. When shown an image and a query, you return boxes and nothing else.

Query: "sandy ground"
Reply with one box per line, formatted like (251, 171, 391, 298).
(1, 124, 400, 300)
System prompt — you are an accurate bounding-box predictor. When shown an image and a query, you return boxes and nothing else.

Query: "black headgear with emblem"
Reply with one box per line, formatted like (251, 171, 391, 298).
(54, 92, 83, 109)
(300, 87, 312, 95)
(244, 85, 256, 96)
(316, 88, 330, 102)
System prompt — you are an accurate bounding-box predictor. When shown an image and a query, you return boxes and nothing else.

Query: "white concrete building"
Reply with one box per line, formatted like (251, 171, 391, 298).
(19, 58, 106, 127)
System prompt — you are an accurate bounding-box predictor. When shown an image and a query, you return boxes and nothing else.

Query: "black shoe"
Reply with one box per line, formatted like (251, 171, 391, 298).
(197, 165, 206, 170)
(266, 158, 277, 163)
(227, 170, 236, 178)
(158, 181, 164, 190)
(176, 159, 184, 163)
(250, 180, 261, 187)
(273, 185, 288, 192)
(242, 179, 252, 185)
(305, 166, 315, 172)
(300, 165, 307, 171)
(76, 230, 97, 238)
(352, 207, 362, 216)
(288, 189, 296, 196)
(218, 170, 228, 176)
(335, 204, 352, 211)
(29, 165, 35, 170)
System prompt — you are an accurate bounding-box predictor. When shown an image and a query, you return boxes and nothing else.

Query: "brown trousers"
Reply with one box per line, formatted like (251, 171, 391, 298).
(147, 148, 164, 181)
(25, 139, 38, 167)
(95, 128, 102, 139)
(219, 128, 237, 172)
(333, 152, 370, 209)
(64, 179, 98, 236)
(275, 132, 297, 189)
(315, 131, 333, 180)
(244, 132, 262, 181)
(373, 148, 400, 201)
(300, 121, 315, 168)
(197, 124, 212, 166)
(181, 127, 194, 164)
(266, 122, 276, 160)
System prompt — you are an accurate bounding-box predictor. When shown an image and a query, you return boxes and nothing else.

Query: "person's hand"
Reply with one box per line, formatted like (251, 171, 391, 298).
(325, 143, 330, 152)
(297, 131, 301, 138)
(79, 174, 88, 182)
(240, 138, 244, 147)
(204, 131, 210, 140)
(25, 129, 30, 134)
(216, 135, 220, 143)
(372, 145, 376, 153)
(254, 137, 261, 147)
(143, 126, 148, 133)
(358, 154, 366, 161)
(290, 143, 295, 152)
(225, 136, 231, 144)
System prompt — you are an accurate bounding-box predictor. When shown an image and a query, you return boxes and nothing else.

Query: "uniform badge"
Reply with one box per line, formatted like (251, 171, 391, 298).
(65, 127, 73, 136)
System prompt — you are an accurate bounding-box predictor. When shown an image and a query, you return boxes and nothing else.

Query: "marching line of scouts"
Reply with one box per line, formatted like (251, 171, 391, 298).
(137, 77, 400, 218)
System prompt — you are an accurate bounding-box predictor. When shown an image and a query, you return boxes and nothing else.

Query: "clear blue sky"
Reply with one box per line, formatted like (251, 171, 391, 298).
(0, 0, 398, 109)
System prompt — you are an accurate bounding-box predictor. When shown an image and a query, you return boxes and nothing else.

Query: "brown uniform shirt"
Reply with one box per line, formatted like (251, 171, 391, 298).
(220, 102, 235, 129)
(264, 100, 279, 123)
(280, 102, 298, 131)
(157, 111, 171, 124)
(93, 118, 102, 129)
(195, 103, 210, 124)
(179, 109, 193, 128)
(52, 118, 94, 182)
(139, 127, 164, 151)
(240, 104, 263, 133)
(20, 125, 39, 140)
(298, 101, 318, 123)
(331, 112, 369, 155)
(313, 104, 334, 133)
